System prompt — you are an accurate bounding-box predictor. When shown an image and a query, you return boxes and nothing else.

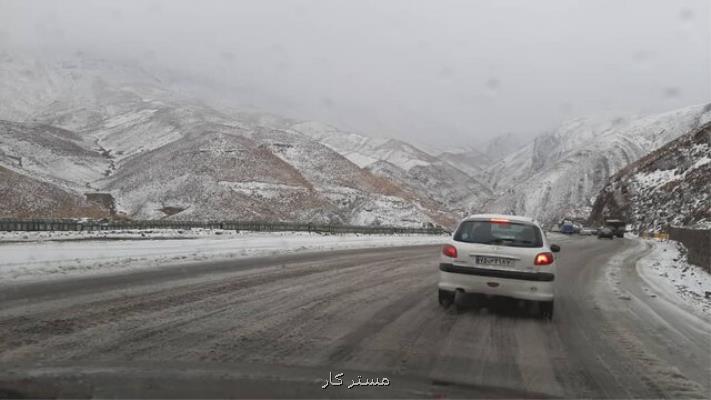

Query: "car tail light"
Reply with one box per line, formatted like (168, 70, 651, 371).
(534, 252, 554, 265)
(442, 244, 458, 258)
(490, 218, 510, 224)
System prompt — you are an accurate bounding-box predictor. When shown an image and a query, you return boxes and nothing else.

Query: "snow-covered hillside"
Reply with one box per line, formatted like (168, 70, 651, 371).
(290, 120, 493, 217)
(290, 121, 437, 170)
(481, 104, 711, 225)
(0, 54, 452, 227)
(0, 165, 108, 219)
(590, 120, 711, 230)
(438, 133, 529, 176)
(0, 120, 108, 191)
(4, 53, 708, 228)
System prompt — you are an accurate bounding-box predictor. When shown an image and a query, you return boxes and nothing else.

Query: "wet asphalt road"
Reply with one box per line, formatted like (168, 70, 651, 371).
(0, 236, 709, 398)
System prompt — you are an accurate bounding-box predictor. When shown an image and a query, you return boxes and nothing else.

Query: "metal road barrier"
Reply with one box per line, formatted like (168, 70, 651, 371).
(0, 218, 448, 236)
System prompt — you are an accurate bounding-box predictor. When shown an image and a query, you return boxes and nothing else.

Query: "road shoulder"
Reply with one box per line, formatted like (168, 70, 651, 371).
(592, 237, 710, 398)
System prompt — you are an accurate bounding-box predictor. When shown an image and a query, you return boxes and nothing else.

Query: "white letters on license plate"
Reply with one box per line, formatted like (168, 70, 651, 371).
(475, 256, 512, 266)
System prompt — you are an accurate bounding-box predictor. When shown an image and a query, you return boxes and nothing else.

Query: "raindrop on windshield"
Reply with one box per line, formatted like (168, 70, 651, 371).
(663, 87, 681, 99)
(486, 78, 500, 95)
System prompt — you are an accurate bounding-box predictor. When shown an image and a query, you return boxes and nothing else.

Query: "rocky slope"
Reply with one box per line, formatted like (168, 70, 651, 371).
(590, 121, 711, 230)
(0, 166, 108, 219)
(480, 104, 711, 226)
(0, 120, 108, 191)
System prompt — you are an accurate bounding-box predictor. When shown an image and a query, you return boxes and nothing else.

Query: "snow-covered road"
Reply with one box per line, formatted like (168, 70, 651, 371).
(1, 235, 709, 398)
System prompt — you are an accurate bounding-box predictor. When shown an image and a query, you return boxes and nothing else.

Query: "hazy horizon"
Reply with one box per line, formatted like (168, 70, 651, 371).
(1, 0, 709, 149)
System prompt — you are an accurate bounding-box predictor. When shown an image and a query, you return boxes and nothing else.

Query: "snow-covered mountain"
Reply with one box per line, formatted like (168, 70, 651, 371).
(4, 52, 708, 228)
(438, 133, 529, 174)
(0, 54, 455, 227)
(289, 121, 438, 170)
(437, 149, 489, 176)
(289, 120, 493, 217)
(480, 104, 711, 225)
(590, 120, 711, 230)
(482, 132, 529, 161)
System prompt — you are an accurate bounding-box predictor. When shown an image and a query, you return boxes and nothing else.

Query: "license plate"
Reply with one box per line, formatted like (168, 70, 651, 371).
(475, 256, 513, 267)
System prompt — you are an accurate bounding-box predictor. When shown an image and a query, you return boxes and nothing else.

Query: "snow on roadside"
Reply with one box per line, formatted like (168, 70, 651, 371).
(0, 230, 448, 285)
(636, 239, 711, 316)
(0, 228, 248, 242)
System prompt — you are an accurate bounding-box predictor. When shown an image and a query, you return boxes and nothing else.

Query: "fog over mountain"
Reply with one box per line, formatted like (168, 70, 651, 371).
(1, 0, 709, 150)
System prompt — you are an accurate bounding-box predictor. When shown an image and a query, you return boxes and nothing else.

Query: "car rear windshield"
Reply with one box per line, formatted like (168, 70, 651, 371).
(454, 220, 543, 247)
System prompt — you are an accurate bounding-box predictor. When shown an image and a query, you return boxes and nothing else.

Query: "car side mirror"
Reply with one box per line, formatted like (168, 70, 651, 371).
(550, 244, 561, 253)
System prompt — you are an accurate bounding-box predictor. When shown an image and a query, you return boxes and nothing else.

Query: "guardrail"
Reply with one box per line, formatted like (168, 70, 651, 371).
(0, 218, 447, 236)
(668, 227, 711, 272)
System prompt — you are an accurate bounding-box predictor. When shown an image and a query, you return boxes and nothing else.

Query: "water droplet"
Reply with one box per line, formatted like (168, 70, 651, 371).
(612, 117, 626, 126)
(486, 78, 501, 95)
(321, 97, 334, 108)
(633, 50, 651, 63)
(679, 8, 694, 21)
(663, 87, 680, 99)
(220, 51, 235, 63)
(109, 7, 123, 20)
(560, 102, 573, 114)
(439, 66, 454, 79)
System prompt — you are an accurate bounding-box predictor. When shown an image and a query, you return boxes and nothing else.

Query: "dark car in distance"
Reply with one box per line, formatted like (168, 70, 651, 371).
(597, 227, 614, 239)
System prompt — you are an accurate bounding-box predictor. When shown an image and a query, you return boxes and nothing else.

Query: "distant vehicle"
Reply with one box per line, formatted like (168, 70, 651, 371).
(597, 227, 614, 239)
(605, 219, 626, 238)
(438, 214, 560, 319)
(579, 227, 597, 235)
(560, 221, 576, 234)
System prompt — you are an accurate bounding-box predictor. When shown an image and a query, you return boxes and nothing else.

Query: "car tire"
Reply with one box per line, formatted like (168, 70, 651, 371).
(438, 289, 454, 308)
(451, 289, 467, 314)
(539, 300, 554, 320)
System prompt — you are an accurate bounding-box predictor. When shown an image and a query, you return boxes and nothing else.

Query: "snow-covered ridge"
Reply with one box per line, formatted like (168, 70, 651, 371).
(481, 103, 711, 225)
(591, 119, 711, 230)
(290, 121, 435, 171)
(289, 120, 496, 219)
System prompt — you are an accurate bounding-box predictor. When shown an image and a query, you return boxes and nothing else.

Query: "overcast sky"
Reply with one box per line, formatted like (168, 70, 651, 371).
(1, 0, 710, 149)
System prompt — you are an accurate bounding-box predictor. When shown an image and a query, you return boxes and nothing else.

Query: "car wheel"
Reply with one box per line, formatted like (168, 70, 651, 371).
(451, 289, 467, 314)
(539, 300, 554, 320)
(438, 289, 454, 308)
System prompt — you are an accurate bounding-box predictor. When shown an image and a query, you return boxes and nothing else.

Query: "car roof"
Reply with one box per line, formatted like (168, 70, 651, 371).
(462, 214, 536, 224)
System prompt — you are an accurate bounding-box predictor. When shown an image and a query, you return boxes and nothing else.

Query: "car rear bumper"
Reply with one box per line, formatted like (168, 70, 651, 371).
(438, 263, 554, 301)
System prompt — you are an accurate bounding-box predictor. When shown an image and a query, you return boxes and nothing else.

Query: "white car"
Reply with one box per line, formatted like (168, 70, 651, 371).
(438, 214, 560, 319)
(579, 227, 597, 235)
